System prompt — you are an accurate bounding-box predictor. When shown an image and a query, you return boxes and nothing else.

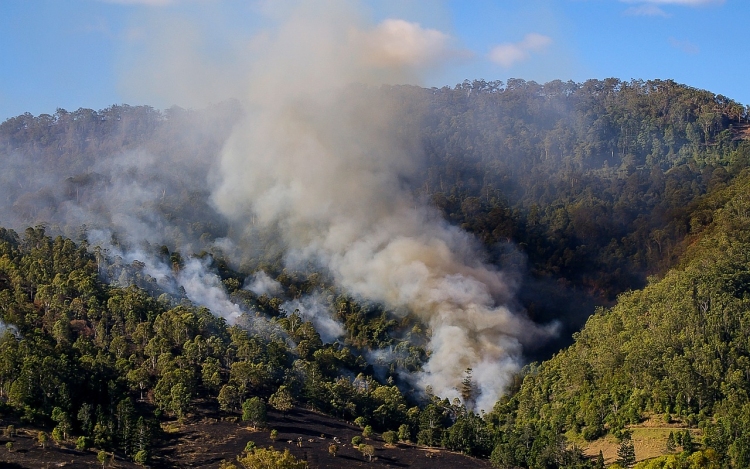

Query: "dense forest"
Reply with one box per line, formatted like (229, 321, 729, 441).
(1, 78, 750, 467)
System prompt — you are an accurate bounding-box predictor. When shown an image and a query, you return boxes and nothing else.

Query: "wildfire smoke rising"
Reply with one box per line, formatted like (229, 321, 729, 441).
(208, 1, 556, 410)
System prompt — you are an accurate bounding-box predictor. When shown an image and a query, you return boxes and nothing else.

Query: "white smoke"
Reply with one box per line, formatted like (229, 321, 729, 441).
(0, 320, 20, 339)
(244, 271, 282, 296)
(210, 0, 556, 410)
(178, 257, 242, 323)
(281, 293, 344, 343)
(87, 229, 242, 323)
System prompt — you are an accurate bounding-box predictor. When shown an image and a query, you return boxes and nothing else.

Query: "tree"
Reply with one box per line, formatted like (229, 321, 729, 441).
(38, 431, 48, 449)
(383, 430, 397, 445)
(97, 450, 108, 468)
(666, 431, 676, 452)
(77, 403, 93, 436)
(268, 386, 293, 416)
(170, 382, 192, 420)
(460, 368, 476, 410)
(682, 430, 694, 453)
(126, 367, 150, 401)
(360, 444, 375, 462)
(51, 406, 72, 441)
(242, 397, 267, 429)
(76, 436, 91, 451)
(218, 384, 241, 413)
(362, 425, 373, 438)
(270, 429, 278, 442)
(617, 434, 636, 468)
(398, 424, 411, 442)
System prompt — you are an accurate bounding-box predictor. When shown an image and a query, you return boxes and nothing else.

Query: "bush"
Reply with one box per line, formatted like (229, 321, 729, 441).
(362, 425, 373, 438)
(51, 427, 64, 443)
(354, 416, 366, 428)
(76, 436, 91, 450)
(134, 450, 149, 465)
(382, 430, 397, 445)
(351, 435, 363, 446)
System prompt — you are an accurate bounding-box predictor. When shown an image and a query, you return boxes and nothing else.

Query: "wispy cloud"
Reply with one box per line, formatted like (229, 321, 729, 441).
(98, 0, 175, 6)
(488, 33, 552, 68)
(622, 0, 723, 17)
(624, 4, 670, 16)
(621, 0, 724, 6)
(669, 37, 699, 54)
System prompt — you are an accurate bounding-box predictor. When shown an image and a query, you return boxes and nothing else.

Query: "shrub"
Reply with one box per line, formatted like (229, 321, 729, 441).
(383, 430, 397, 445)
(76, 436, 91, 451)
(134, 450, 149, 466)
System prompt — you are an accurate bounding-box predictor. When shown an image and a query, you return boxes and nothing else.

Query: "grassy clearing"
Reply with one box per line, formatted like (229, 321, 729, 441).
(581, 416, 702, 464)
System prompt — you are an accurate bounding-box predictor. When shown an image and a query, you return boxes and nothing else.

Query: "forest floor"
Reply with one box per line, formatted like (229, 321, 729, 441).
(0, 406, 492, 469)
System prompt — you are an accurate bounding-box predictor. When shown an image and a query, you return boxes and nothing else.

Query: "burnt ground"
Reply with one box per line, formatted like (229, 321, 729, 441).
(1, 407, 492, 469)
(0, 425, 141, 469)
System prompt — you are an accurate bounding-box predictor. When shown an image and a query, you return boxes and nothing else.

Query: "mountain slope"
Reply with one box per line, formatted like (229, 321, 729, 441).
(487, 169, 750, 467)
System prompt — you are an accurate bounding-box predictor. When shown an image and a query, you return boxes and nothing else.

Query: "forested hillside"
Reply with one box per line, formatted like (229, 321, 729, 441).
(1, 78, 750, 468)
(486, 168, 750, 468)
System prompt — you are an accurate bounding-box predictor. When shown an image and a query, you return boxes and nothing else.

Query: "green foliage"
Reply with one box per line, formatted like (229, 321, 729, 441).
(268, 386, 293, 415)
(397, 423, 411, 442)
(242, 397, 267, 429)
(362, 425, 373, 438)
(76, 436, 91, 450)
(666, 431, 676, 452)
(617, 434, 636, 468)
(37, 431, 48, 449)
(382, 430, 397, 445)
(359, 444, 375, 462)
(484, 171, 750, 467)
(236, 446, 307, 469)
(97, 450, 108, 467)
(218, 384, 241, 413)
(351, 435, 363, 446)
(133, 449, 149, 466)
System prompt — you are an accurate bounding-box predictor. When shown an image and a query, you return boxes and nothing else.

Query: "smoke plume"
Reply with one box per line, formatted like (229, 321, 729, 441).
(209, 0, 556, 410)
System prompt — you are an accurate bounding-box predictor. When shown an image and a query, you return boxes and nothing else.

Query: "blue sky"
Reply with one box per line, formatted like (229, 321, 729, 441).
(0, 0, 745, 121)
